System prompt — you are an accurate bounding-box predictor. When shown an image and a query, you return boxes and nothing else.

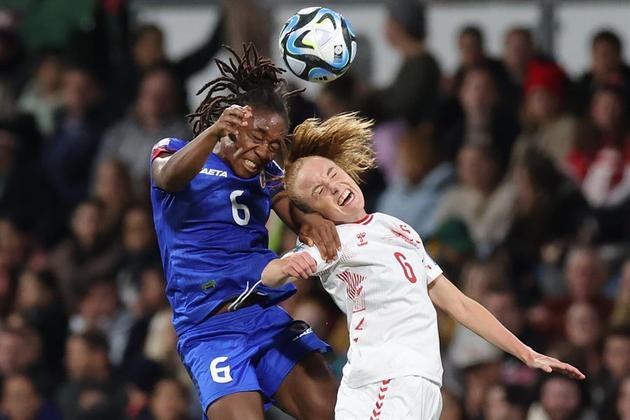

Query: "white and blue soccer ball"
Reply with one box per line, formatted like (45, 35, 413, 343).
(279, 7, 357, 83)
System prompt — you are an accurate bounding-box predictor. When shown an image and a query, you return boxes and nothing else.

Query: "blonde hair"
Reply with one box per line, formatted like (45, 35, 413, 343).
(284, 112, 377, 206)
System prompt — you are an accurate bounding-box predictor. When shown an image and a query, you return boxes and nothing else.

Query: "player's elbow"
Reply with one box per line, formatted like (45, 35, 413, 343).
(152, 159, 184, 193)
(449, 295, 482, 323)
(153, 171, 184, 193)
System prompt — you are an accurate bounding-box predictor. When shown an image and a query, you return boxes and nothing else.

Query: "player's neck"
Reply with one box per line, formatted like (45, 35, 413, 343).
(347, 209, 368, 224)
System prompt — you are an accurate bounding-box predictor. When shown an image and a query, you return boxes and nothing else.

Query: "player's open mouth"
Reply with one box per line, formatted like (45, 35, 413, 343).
(338, 189, 354, 207)
(243, 159, 258, 172)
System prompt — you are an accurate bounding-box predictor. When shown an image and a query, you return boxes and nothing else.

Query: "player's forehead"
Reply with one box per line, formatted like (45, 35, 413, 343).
(250, 108, 287, 139)
(295, 156, 337, 187)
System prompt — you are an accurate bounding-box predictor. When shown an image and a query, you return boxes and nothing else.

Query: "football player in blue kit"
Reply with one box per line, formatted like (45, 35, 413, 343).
(150, 44, 339, 419)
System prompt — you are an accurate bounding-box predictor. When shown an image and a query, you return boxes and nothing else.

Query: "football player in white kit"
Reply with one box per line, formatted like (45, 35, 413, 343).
(260, 113, 585, 420)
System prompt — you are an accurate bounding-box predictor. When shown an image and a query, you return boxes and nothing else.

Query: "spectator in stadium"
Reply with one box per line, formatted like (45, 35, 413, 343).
(14, 271, 68, 373)
(453, 343, 503, 419)
(97, 68, 191, 194)
(485, 287, 544, 387)
(568, 85, 630, 208)
(451, 25, 511, 103)
(0, 28, 27, 118)
(121, 265, 168, 369)
(0, 373, 62, 420)
(376, 122, 455, 237)
(116, 207, 160, 309)
(436, 65, 519, 167)
(17, 48, 65, 136)
(142, 309, 187, 385)
(441, 390, 465, 420)
(48, 200, 123, 311)
(572, 30, 630, 117)
(112, 18, 224, 113)
(437, 144, 515, 254)
(136, 378, 192, 420)
(612, 259, 630, 326)
(91, 160, 134, 238)
(526, 374, 595, 420)
(69, 279, 133, 367)
(44, 66, 108, 212)
(530, 246, 611, 339)
(512, 59, 577, 171)
(0, 128, 55, 243)
(482, 384, 528, 420)
(590, 325, 630, 417)
(564, 302, 603, 375)
(502, 27, 536, 95)
(57, 331, 126, 420)
(500, 150, 590, 299)
(362, 0, 441, 124)
(0, 326, 55, 398)
(315, 73, 362, 121)
(0, 217, 30, 302)
(614, 376, 630, 420)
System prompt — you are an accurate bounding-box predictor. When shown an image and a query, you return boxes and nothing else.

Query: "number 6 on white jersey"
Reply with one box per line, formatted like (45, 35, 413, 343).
(230, 190, 250, 226)
(210, 356, 233, 383)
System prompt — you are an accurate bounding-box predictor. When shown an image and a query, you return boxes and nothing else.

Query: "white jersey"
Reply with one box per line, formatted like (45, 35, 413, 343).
(287, 212, 444, 388)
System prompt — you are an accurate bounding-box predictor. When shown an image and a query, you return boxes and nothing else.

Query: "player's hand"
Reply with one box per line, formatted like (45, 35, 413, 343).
(298, 212, 341, 262)
(261, 252, 317, 287)
(209, 105, 252, 140)
(280, 252, 317, 280)
(523, 347, 586, 380)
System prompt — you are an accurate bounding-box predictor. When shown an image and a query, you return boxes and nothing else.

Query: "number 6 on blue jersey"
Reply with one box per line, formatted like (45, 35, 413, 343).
(230, 190, 251, 226)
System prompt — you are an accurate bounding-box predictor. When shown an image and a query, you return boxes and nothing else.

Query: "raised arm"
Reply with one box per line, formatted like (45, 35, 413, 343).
(152, 105, 251, 192)
(428, 275, 585, 380)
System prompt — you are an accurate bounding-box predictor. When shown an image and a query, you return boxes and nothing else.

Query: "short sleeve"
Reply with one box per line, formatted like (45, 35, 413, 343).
(282, 242, 337, 276)
(151, 138, 188, 161)
(420, 242, 443, 283)
(263, 160, 284, 197)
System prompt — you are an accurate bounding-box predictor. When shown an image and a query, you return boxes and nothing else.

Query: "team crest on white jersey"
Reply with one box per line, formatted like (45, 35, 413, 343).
(389, 225, 421, 248)
(337, 270, 366, 313)
(200, 168, 228, 177)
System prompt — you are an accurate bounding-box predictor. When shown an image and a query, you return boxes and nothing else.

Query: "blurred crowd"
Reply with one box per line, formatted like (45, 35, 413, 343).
(0, 1, 629, 419)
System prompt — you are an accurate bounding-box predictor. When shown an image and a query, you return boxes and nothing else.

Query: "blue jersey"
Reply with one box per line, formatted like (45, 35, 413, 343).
(150, 138, 296, 335)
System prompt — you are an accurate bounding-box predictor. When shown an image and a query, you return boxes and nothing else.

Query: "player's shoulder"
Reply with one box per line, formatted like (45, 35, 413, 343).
(151, 137, 188, 160)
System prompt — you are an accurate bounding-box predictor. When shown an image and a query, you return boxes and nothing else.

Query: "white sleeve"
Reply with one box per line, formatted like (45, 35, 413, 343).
(419, 241, 443, 284)
(282, 242, 337, 276)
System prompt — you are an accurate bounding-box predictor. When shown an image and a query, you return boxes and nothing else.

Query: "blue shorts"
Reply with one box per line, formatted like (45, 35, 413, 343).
(177, 304, 330, 418)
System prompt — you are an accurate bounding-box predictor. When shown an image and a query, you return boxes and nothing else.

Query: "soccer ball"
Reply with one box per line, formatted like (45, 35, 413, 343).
(279, 7, 357, 83)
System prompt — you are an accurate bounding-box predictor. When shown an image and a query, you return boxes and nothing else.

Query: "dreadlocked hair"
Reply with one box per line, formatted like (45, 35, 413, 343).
(284, 112, 377, 206)
(187, 43, 301, 136)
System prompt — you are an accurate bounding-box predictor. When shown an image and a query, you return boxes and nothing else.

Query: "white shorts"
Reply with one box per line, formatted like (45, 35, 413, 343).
(335, 376, 442, 420)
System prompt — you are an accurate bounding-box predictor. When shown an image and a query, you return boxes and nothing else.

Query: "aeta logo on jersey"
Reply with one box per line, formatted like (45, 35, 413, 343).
(200, 168, 228, 177)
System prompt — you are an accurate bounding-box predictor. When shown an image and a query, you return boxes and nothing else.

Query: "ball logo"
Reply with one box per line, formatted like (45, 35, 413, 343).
(333, 44, 343, 64)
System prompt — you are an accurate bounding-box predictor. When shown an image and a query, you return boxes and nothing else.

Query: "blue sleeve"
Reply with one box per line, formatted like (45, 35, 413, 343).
(151, 137, 188, 161)
(263, 160, 285, 197)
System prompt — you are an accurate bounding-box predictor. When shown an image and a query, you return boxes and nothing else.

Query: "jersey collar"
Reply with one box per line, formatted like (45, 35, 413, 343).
(353, 213, 374, 225)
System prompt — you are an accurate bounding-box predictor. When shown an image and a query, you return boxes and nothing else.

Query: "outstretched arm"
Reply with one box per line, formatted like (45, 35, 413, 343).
(152, 105, 251, 192)
(428, 275, 585, 380)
